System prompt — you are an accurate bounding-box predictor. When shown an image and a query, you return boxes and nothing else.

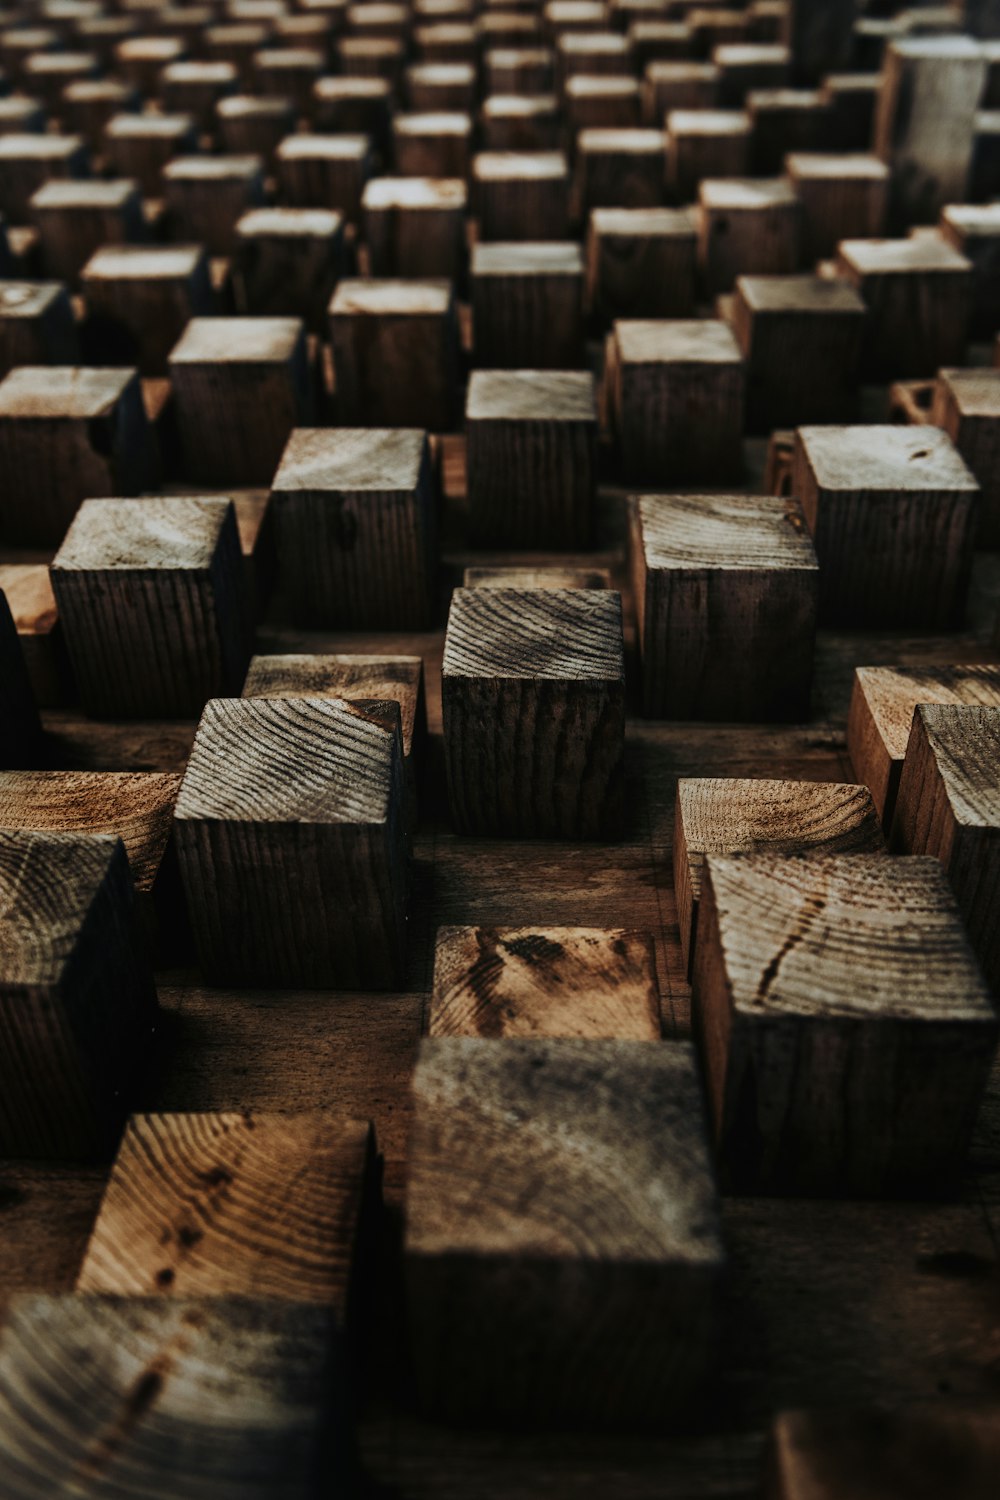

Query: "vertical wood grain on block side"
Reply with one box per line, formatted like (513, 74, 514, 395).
(0, 590, 41, 766)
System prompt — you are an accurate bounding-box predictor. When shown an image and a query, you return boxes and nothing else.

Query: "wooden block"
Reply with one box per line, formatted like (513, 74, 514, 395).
(692, 851, 998, 1195)
(339, 34, 406, 87)
(0, 365, 156, 547)
(473, 150, 570, 241)
(163, 153, 265, 256)
(61, 79, 140, 152)
(629, 21, 694, 74)
(330, 278, 460, 430)
(349, 2, 410, 40)
(643, 60, 720, 122)
(252, 45, 325, 112)
(161, 59, 238, 130)
(730, 273, 865, 431)
(428, 925, 661, 1038)
(875, 37, 986, 230)
(484, 46, 555, 96)
(77, 1110, 375, 1311)
(393, 110, 473, 178)
(405, 1036, 725, 1426)
(276, 133, 372, 221)
(673, 777, 884, 978)
(940, 202, 1000, 341)
(203, 20, 270, 82)
(174, 696, 407, 988)
(747, 87, 827, 174)
(586, 205, 697, 322)
(465, 368, 596, 547)
(689, 7, 752, 56)
(363, 176, 467, 278)
(0, 563, 65, 707)
(472, 242, 584, 368)
(575, 127, 667, 212)
(698, 177, 800, 296)
(837, 235, 972, 381)
(116, 33, 187, 93)
(0, 279, 79, 376)
(30, 177, 144, 286)
(233, 207, 344, 332)
(406, 61, 477, 112)
(931, 368, 1000, 548)
(81, 243, 214, 375)
(51, 496, 249, 718)
(0, 589, 41, 765)
(463, 564, 611, 589)
(270, 427, 437, 628)
(169, 316, 312, 485)
(566, 74, 642, 131)
(442, 586, 624, 838)
(792, 424, 979, 627)
(103, 111, 197, 197)
(666, 108, 750, 203)
(22, 49, 99, 112)
(217, 94, 297, 160)
(0, 97, 46, 138)
(609, 317, 745, 482)
(479, 11, 542, 50)
(0, 829, 157, 1158)
(784, 0, 855, 86)
(820, 70, 881, 152)
(557, 30, 633, 86)
(480, 92, 562, 151)
(714, 41, 789, 106)
(0, 133, 88, 225)
(414, 21, 478, 65)
(313, 75, 393, 140)
(630, 491, 817, 720)
(0, 1296, 345, 1497)
(785, 151, 889, 265)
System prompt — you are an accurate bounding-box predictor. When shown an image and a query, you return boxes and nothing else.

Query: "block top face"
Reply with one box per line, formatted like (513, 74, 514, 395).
(472, 242, 584, 276)
(105, 112, 194, 139)
(443, 587, 624, 682)
(407, 1037, 723, 1265)
(786, 151, 889, 182)
(736, 274, 866, 315)
(566, 76, 639, 99)
(169, 316, 303, 365)
(272, 427, 426, 493)
(473, 149, 567, 181)
(53, 497, 232, 573)
(937, 367, 1000, 417)
(713, 42, 788, 65)
(0, 133, 84, 161)
(704, 852, 996, 1024)
(394, 110, 473, 135)
(699, 176, 797, 210)
(175, 696, 399, 826)
(237, 207, 344, 238)
(615, 317, 742, 365)
(942, 203, 1000, 237)
(889, 34, 985, 63)
(0, 365, 134, 419)
(667, 108, 749, 134)
(466, 369, 596, 423)
(330, 277, 453, 315)
(854, 665, 1000, 765)
(636, 493, 817, 573)
(839, 236, 971, 276)
(362, 175, 467, 210)
(162, 59, 237, 84)
(0, 829, 122, 988)
(747, 88, 822, 112)
(30, 179, 138, 211)
(591, 206, 696, 238)
(163, 154, 262, 182)
(578, 128, 667, 155)
(277, 133, 370, 160)
(911, 703, 1000, 830)
(796, 425, 979, 494)
(82, 244, 205, 281)
(0, 282, 65, 320)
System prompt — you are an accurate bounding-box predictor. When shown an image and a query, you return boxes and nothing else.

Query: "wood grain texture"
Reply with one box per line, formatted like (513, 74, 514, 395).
(442, 586, 625, 838)
(428, 925, 661, 1038)
(0, 591, 41, 768)
(174, 696, 408, 988)
(103, 112, 197, 196)
(674, 778, 884, 978)
(940, 203, 1000, 340)
(585, 207, 697, 324)
(329, 278, 460, 431)
(693, 852, 998, 1196)
(81, 244, 215, 376)
(836, 236, 972, 381)
(30, 178, 144, 286)
(0, 280, 79, 378)
(932, 367, 1000, 548)
(574, 127, 667, 214)
(463, 565, 611, 590)
(697, 178, 800, 299)
(363, 176, 467, 279)
(784, 152, 888, 265)
(276, 133, 372, 221)
(666, 108, 749, 202)
(163, 152, 265, 254)
(471, 242, 585, 370)
(405, 1037, 725, 1427)
(232, 208, 345, 334)
(473, 151, 570, 241)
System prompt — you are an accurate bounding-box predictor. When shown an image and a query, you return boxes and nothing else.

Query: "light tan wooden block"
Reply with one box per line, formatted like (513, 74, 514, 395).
(81, 243, 214, 374)
(667, 107, 750, 202)
(393, 110, 473, 178)
(698, 176, 800, 296)
(586, 205, 697, 322)
(785, 151, 888, 265)
(277, 133, 372, 220)
(330, 278, 460, 430)
(0, 279, 79, 376)
(473, 150, 570, 241)
(576, 126, 667, 212)
(163, 153, 265, 255)
(363, 176, 467, 278)
(472, 242, 584, 368)
(836, 234, 972, 381)
(931, 367, 1000, 548)
(0, 132, 88, 224)
(103, 111, 197, 196)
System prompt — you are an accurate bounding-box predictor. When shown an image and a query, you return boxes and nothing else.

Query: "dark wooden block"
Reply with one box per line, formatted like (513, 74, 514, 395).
(586, 205, 697, 322)
(940, 202, 1000, 341)
(0, 564, 64, 708)
(276, 133, 372, 221)
(472, 242, 584, 368)
(163, 153, 265, 255)
(161, 58, 238, 129)
(784, 0, 855, 86)
(393, 110, 473, 178)
(473, 149, 570, 241)
(81, 243, 214, 374)
(0, 132, 88, 225)
(61, 79, 139, 153)
(714, 41, 789, 105)
(363, 176, 467, 278)
(442, 586, 624, 838)
(330, 278, 460, 430)
(233, 208, 344, 332)
(932, 368, 1000, 548)
(630, 491, 817, 720)
(217, 94, 297, 160)
(116, 33, 187, 93)
(481, 92, 562, 150)
(666, 107, 750, 202)
(484, 45, 555, 96)
(785, 151, 889, 265)
(407, 60, 477, 112)
(51, 495, 249, 719)
(313, 74, 393, 139)
(698, 176, 800, 296)
(557, 30, 633, 87)
(0, 279, 78, 376)
(0, 589, 41, 765)
(103, 111, 197, 196)
(643, 60, 720, 121)
(566, 74, 642, 131)
(819, 70, 881, 151)
(466, 369, 596, 548)
(747, 87, 827, 174)
(405, 1036, 725, 1426)
(30, 177, 144, 286)
(575, 126, 667, 212)
(0, 97, 46, 137)
(792, 424, 979, 627)
(837, 235, 972, 380)
(252, 45, 325, 112)
(174, 695, 408, 988)
(692, 851, 998, 1195)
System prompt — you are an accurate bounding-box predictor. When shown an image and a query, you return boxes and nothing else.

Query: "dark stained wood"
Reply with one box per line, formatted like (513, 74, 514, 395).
(471, 242, 585, 369)
(585, 206, 697, 323)
(0, 279, 78, 377)
(0, 589, 41, 766)
(836, 235, 972, 381)
(330, 277, 461, 430)
(363, 176, 467, 279)
(81, 244, 215, 375)
(932, 368, 1000, 549)
(698, 177, 800, 297)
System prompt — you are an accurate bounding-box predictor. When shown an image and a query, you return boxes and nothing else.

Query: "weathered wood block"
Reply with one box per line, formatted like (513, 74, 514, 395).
(586, 205, 697, 322)
(169, 316, 312, 485)
(175, 695, 407, 988)
(666, 108, 750, 203)
(472, 242, 584, 368)
(407, 60, 477, 111)
(714, 41, 789, 106)
(393, 110, 473, 178)
(330, 278, 459, 429)
(463, 564, 611, 590)
(116, 34, 187, 93)
(339, 34, 406, 87)
(566, 74, 642, 131)
(481, 92, 562, 151)
(161, 58, 238, 129)
(940, 203, 1000, 341)
(557, 30, 633, 86)
(77, 1110, 376, 1311)
(0, 97, 46, 138)
(698, 177, 800, 296)
(576, 127, 667, 211)
(252, 45, 325, 111)
(0, 1296, 345, 1498)
(484, 46, 555, 96)
(837, 235, 972, 380)
(405, 1036, 725, 1426)
(643, 60, 720, 121)
(674, 777, 884, 977)
(363, 176, 467, 278)
(218, 94, 297, 160)
(30, 177, 144, 286)
(429, 925, 661, 1038)
(785, 151, 888, 265)
(276, 133, 372, 221)
(784, 0, 855, 86)
(163, 153, 265, 256)
(609, 317, 745, 482)
(314, 75, 393, 140)
(0, 365, 156, 547)
(271, 427, 436, 628)
(21, 50, 98, 112)
(820, 70, 881, 151)
(747, 87, 827, 174)
(630, 21, 694, 74)
(81, 243, 214, 374)
(473, 150, 570, 241)
(931, 368, 1000, 548)
(61, 79, 139, 152)
(0, 829, 157, 1158)
(442, 586, 624, 838)
(415, 22, 478, 66)
(204, 20, 271, 82)
(0, 279, 78, 376)
(792, 424, 979, 627)
(630, 491, 817, 720)
(466, 368, 596, 548)
(693, 851, 998, 1195)
(233, 207, 344, 332)
(103, 111, 197, 196)
(0, 132, 88, 225)
(730, 273, 865, 431)
(51, 496, 248, 719)
(0, 589, 41, 765)
(689, 7, 752, 56)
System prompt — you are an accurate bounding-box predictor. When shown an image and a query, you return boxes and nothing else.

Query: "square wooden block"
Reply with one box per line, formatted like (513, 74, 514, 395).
(163, 153, 265, 255)
(836, 236, 972, 380)
(330, 278, 460, 430)
(0, 365, 156, 547)
(30, 177, 144, 285)
(610, 318, 745, 482)
(666, 108, 750, 202)
(575, 127, 667, 212)
(0, 590, 41, 765)
(407, 61, 477, 112)
(586, 206, 697, 323)
(218, 94, 297, 159)
(0, 279, 78, 377)
(428, 925, 661, 1038)
(276, 133, 372, 221)
(630, 491, 818, 720)
(644, 61, 720, 120)
(472, 242, 585, 369)
(81, 244, 214, 375)
(0, 132, 88, 224)
(792, 424, 980, 627)
(715, 41, 789, 104)
(0, 829, 157, 1158)
(785, 151, 888, 265)
(51, 496, 249, 719)
(363, 175, 467, 279)
(481, 93, 561, 152)
(566, 75, 641, 132)
(103, 112, 198, 197)
(233, 207, 345, 333)
(466, 369, 596, 548)
(473, 149, 570, 241)
(692, 852, 998, 1195)
(405, 1037, 725, 1426)
(698, 177, 800, 297)
(932, 367, 1000, 547)
(746, 88, 827, 175)
(941, 202, 1000, 340)
(393, 109, 473, 177)
(442, 586, 624, 838)
(673, 777, 884, 977)
(175, 696, 408, 988)
(169, 316, 312, 485)
(270, 427, 437, 628)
